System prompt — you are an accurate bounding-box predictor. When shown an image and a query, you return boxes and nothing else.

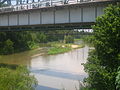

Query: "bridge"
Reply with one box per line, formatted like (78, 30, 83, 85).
(0, 0, 119, 31)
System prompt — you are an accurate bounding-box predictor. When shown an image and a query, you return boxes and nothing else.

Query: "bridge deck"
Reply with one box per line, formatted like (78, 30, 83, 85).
(0, 0, 119, 31)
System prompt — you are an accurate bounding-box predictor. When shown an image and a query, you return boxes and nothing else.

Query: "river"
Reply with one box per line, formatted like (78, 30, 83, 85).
(0, 44, 89, 90)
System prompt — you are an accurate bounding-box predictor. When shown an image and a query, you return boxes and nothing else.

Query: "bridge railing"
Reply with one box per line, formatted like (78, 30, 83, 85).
(0, 0, 95, 13)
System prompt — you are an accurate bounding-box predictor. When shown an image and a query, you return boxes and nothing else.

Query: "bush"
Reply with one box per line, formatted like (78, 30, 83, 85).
(3, 39, 14, 54)
(64, 35, 74, 43)
(0, 66, 37, 90)
(82, 35, 94, 46)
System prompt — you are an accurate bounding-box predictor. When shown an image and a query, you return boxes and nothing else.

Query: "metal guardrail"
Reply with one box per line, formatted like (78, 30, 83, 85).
(0, 0, 95, 13)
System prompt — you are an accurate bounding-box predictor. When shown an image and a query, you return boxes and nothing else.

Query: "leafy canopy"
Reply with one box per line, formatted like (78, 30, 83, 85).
(84, 4, 120, 90)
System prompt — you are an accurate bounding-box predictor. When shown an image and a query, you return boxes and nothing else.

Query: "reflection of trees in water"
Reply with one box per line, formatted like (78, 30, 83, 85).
(0, 48, 48, 68)
(40, 54, 58, 64)
(0, 51, 32, 66)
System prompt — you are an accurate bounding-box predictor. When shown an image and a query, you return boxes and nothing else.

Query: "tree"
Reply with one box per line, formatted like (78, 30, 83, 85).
(3, 39, 14, 54)
(64, 35, 74, 43)
(84, 4, 120, 90)
(37, 32, 47, 43)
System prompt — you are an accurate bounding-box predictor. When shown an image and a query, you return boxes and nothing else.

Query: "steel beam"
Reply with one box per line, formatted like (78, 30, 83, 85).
(0, 22, 94, 31)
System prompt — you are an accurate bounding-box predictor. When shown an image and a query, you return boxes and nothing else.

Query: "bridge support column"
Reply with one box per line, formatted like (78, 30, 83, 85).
(40, 12, 42, 24)
(81, 8, 83, 22)
(17, 14, 19, 25)
(28, 12, 30, 25)
(95, 6, 97, 18)
(53, 9, 55, 24)
(8, 14, 9, 26)
(68, 7, 71, 23)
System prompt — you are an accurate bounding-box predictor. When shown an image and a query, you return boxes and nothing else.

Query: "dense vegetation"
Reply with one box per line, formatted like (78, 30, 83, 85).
(0, 31, 38, 54)
(0, 30, 89, 55)
(47, 35, 86, 55)
(0, 31, 62, 55)
(116, 67, 120, 90)
(82, 35, 94, 46)
(64, 35, 74, 43)
(0, 65, 37, 90)
(84, 4, 120, 90)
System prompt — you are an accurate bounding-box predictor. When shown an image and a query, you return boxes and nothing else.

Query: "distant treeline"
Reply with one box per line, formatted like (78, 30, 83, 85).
(0, 31, 61, 55)
(0, 30, 92, 55)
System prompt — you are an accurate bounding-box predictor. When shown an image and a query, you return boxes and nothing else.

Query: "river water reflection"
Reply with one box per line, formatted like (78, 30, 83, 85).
(0, 46, 89, 90)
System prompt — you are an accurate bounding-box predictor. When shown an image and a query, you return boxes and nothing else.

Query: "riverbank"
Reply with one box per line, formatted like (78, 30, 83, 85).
(0, 39, 84, 56)
(47, 42, 85, 55)
(0, 44, 89, 90)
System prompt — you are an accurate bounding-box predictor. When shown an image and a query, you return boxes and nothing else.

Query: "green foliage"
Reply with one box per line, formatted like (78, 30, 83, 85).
(0, 30, 84, 55)
(27, 41, 39, 49)
(84, 4, 120, 90)
(0, 31, 65, 55)
(116, 66, 120, 90)
(80, 86, 96, 90)
(82, 35, 94, 46)
(0, 66, 37, 90)
(64, 35, 74, 43)
(0, 31, 47, 54)
(48, 46, 71, 55)
(84, 50, 116, 90)
(36, 32, 47, 43)
(0, 31, 35, 54)
(3, 39, 14, 54)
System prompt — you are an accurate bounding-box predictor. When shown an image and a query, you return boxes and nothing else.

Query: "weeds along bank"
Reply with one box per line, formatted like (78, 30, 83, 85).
(47, 42, 85, 55)
(0, 65, 37, 90)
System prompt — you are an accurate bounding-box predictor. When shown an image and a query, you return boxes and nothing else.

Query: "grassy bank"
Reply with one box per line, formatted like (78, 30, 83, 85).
(48, 47, 71, 55)
(47, 41, 85, 55)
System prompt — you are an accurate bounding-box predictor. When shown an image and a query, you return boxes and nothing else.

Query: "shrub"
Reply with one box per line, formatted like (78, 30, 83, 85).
(0, 66, 37, 90)
(64, 35, 74, 43)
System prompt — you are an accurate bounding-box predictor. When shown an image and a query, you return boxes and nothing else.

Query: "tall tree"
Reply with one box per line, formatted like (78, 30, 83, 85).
(84, 4, 120, 90)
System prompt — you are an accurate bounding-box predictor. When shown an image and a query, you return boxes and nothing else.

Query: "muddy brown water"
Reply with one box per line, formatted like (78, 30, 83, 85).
(0, 44, 90, 90)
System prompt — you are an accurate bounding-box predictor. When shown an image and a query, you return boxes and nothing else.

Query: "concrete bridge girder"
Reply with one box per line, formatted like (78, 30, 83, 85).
(0, 0, 119, 31)
(0, 6, 105, 25)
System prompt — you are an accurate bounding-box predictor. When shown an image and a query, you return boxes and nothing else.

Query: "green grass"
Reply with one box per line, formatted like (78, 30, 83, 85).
(47, 40, 85, 55)
(47, 42, 64, 47)
(74, 38, 82, 41)
(48, 47, 71, 55)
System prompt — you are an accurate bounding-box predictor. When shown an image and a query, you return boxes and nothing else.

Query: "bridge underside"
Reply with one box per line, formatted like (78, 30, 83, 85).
(0, 22, 94, 31)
